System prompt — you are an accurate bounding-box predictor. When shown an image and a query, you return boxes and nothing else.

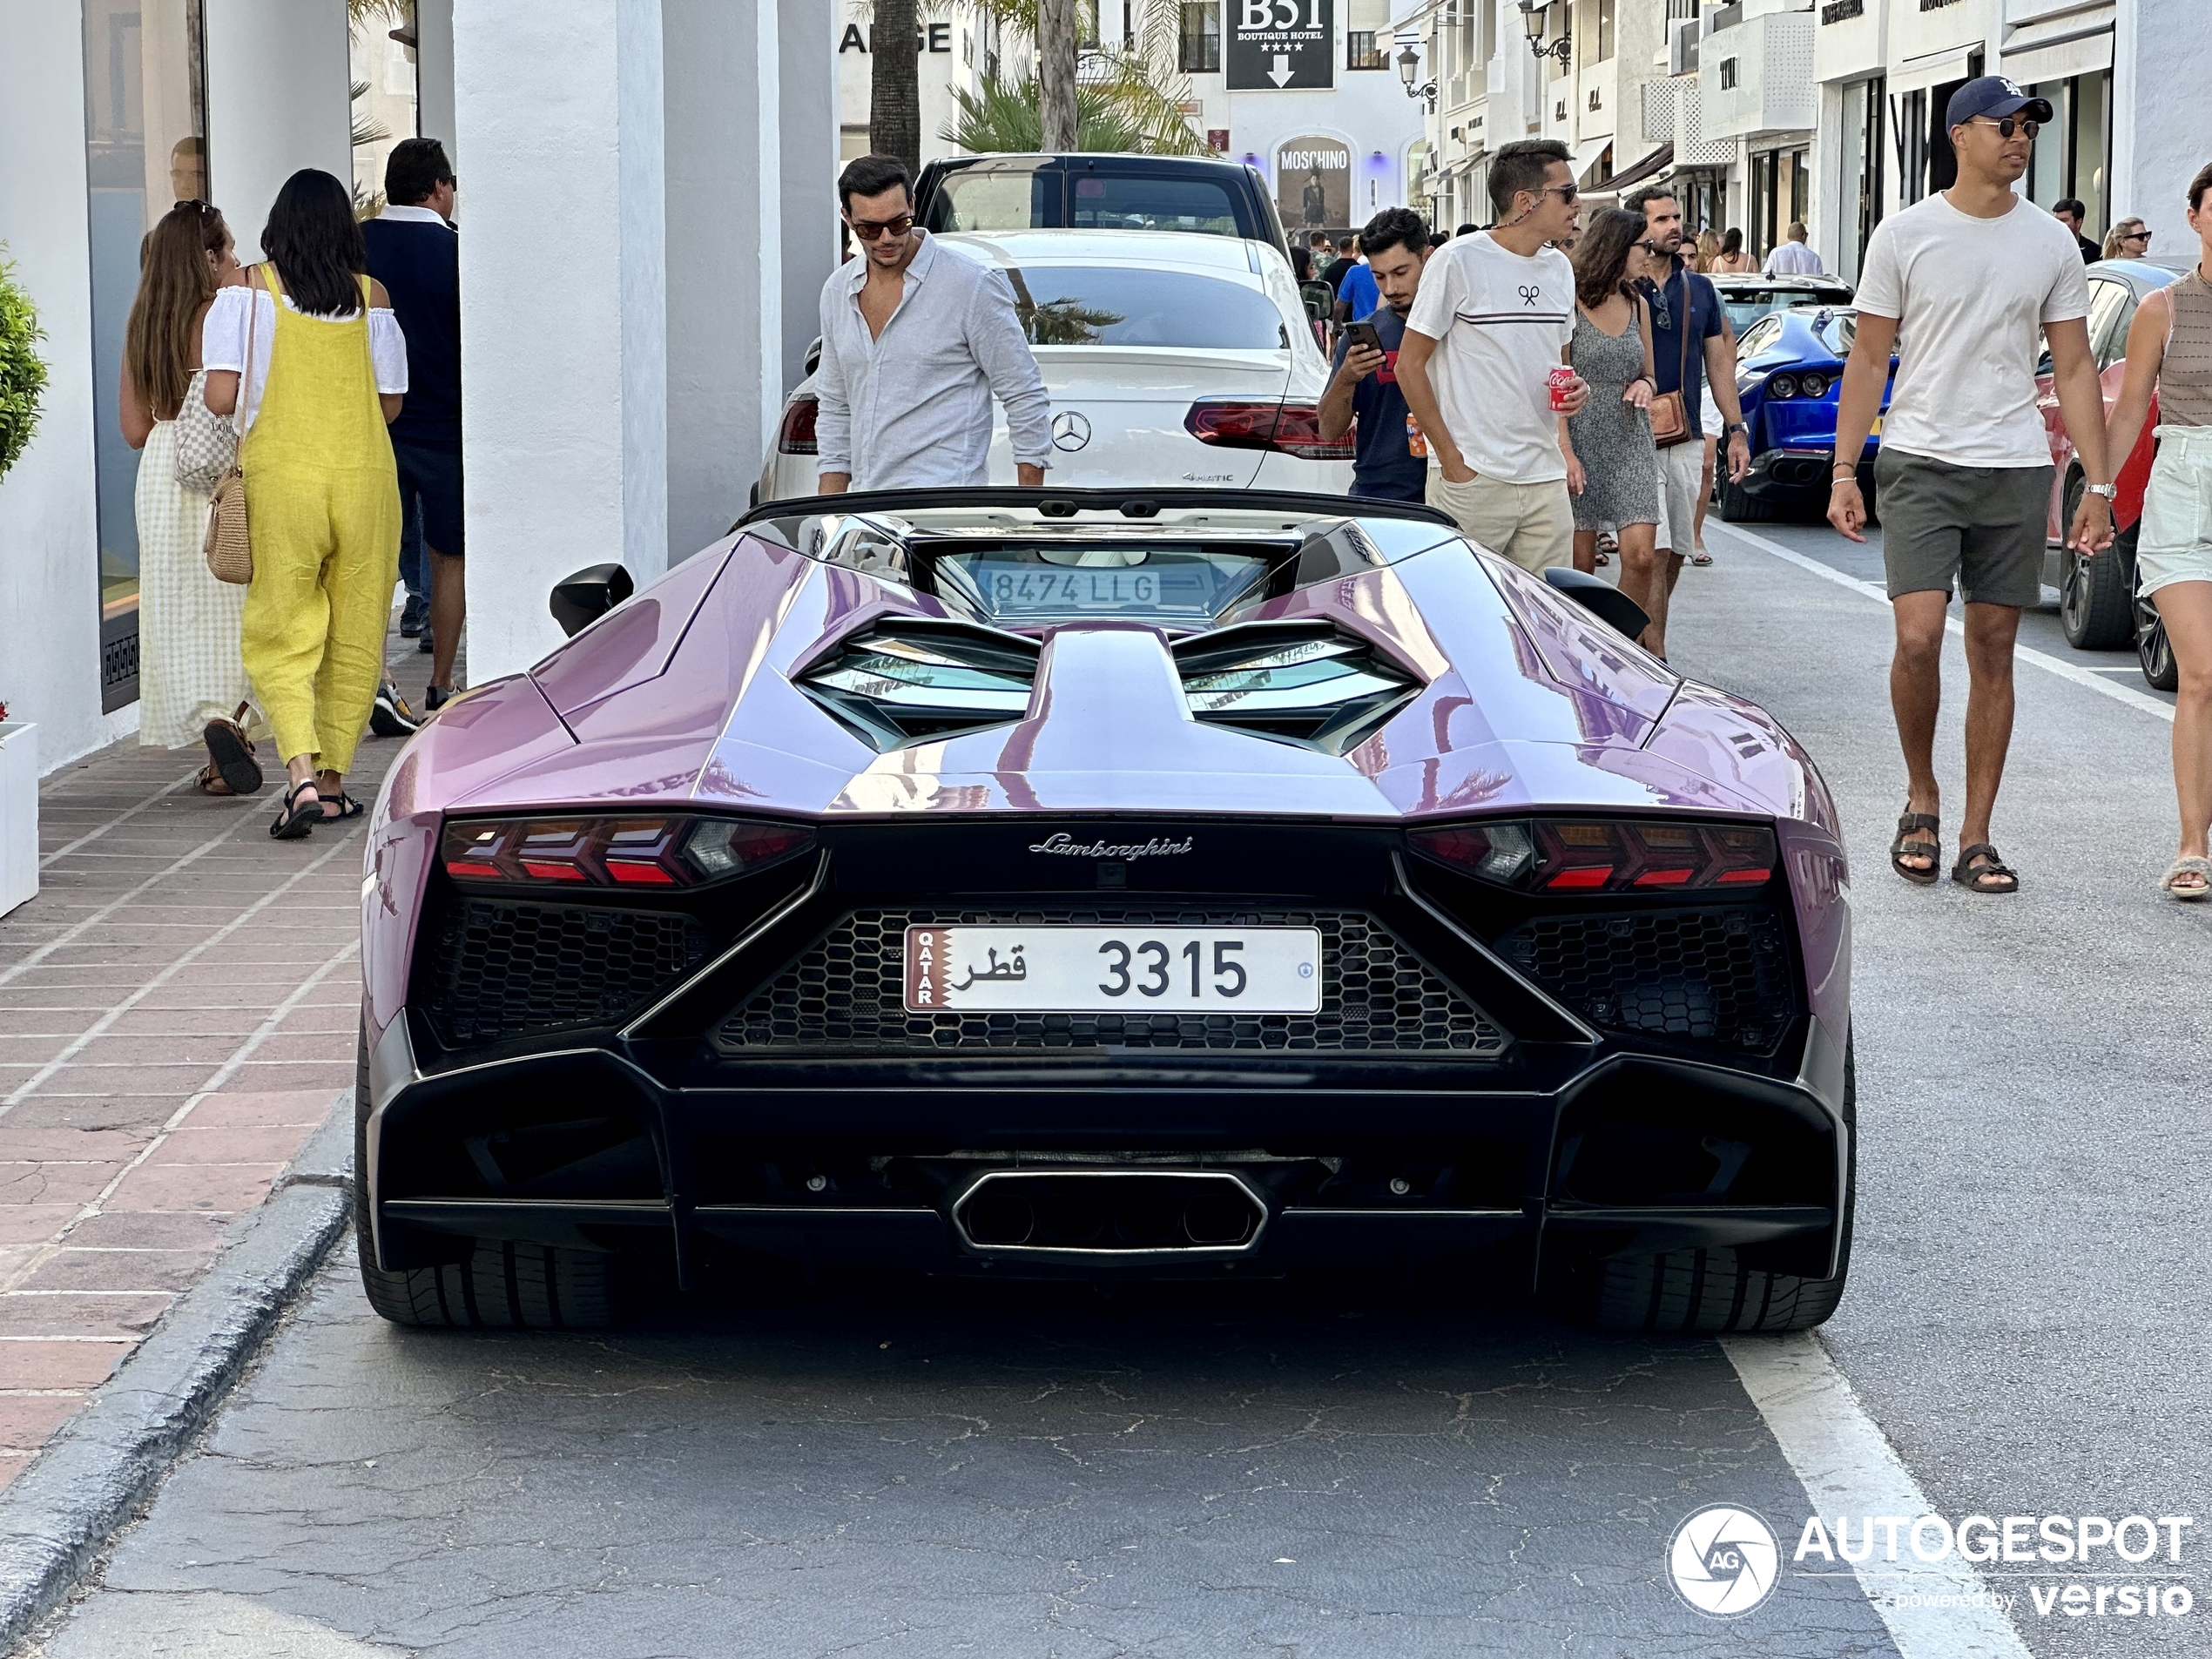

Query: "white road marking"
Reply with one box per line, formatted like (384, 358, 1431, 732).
(1723, 1336, 2035, 1659)
(1707, 522, 2175, 725)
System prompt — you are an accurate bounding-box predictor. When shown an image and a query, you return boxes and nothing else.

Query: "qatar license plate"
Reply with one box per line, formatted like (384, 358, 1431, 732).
(903, 925, 1321, 1014)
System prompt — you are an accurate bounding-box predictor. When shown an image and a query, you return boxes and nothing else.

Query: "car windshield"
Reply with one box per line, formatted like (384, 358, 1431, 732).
(1001, 266, 1285, 349)
(932, 544, 1275, 624)
(1069, 173, 1243, 234)
(1721, 286, 1846, 334)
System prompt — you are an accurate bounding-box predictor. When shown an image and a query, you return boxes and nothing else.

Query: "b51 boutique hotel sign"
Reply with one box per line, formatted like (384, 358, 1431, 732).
(1227, 0, 1334, 91)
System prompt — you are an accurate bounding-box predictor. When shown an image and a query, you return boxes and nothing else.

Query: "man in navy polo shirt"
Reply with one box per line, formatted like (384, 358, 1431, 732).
(1318, 208, 1433, 502)
(1625, 184, 1751, 658)
(362, 138, 465, 710)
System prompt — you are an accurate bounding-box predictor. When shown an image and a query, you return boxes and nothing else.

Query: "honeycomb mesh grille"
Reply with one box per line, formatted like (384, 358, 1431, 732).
(718, 908, 1506, 1055)
(425, 900, 711, 1046)
(1496, 907, 1792, 1050)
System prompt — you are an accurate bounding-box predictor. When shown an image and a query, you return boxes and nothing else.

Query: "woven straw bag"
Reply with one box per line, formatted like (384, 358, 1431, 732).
(201, 269, 260, 584)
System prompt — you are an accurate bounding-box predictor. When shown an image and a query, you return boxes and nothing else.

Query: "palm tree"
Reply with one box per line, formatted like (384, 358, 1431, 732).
(941, 0, 1206, 156)
(940, 77, 1151, 154)
(872, 0, 923, 168)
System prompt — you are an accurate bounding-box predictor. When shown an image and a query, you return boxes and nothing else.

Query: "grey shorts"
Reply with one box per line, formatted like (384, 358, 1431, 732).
(1874, 448, 2052, 608)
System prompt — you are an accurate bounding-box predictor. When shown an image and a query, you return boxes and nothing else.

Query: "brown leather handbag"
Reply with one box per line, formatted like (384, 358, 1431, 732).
(1647, 284, 1696, 449)
(202, 268, 261, 585)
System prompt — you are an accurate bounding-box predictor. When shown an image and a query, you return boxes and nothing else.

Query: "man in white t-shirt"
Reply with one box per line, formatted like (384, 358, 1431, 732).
(1829, 75, 2115, 896)
(1395, 139, 1588, 573)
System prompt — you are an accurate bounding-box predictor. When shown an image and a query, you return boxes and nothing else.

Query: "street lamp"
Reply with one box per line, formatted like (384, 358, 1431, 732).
(1517, 0, 1571, 71)
(1396, 42, 1435, 111)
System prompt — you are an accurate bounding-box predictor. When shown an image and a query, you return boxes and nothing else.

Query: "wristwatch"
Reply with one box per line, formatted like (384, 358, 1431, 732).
(1724, 422, 1748, 437)
(2086, 481, 2118, 501)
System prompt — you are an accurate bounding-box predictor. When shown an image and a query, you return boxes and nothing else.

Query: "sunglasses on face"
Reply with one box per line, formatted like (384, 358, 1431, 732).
(2122, 229, 2152, 242)
(1541, 184, 1580, 204)
(1971, 116, 2040, 139)
(846, 213, 915, 241)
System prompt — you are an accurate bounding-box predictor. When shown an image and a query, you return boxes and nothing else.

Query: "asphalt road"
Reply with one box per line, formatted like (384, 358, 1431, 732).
(24, 524, 2210, 1659)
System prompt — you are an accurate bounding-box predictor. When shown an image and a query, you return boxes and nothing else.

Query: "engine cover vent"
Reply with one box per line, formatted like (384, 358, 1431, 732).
(797, 618, 1041, 751)
(1173, 622, 1420, 755)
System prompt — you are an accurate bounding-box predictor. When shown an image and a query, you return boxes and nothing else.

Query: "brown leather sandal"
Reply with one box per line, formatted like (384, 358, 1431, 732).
(1891, 809, 1940, 886)
(1951, 843, 2019, 894)
(201, 703, 263, 795)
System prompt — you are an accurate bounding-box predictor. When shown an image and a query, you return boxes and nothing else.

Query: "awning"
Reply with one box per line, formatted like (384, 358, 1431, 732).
(1886, 44, 1981, 98)
(2002, 27, 2112, 84)
(1582, 143, 1675, 199)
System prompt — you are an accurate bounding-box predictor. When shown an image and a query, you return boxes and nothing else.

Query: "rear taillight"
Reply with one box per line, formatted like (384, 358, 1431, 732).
(776, 398, 819, 455)
(1184, 399, 1354, 460)
(442, 815, 813, 887)
(1409, 819, 1776, 894)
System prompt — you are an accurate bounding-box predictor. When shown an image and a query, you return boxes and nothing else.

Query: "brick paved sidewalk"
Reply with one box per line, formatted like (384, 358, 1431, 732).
(0, 619, 438, 1488)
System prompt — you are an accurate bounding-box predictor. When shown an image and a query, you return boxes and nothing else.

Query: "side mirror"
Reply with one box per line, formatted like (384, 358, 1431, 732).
(550, 563, 635, 638)
(1544, 566, 1650, 641)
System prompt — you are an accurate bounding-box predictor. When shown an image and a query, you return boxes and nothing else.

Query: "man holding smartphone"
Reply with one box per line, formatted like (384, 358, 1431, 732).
(1318, 208, 1433, 503)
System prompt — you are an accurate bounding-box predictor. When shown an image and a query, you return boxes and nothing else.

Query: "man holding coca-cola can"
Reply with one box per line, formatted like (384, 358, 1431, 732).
(1396, 139, 1589, 573)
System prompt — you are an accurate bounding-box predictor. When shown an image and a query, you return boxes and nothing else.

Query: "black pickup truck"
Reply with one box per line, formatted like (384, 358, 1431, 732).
(914, 152, 1291, 258)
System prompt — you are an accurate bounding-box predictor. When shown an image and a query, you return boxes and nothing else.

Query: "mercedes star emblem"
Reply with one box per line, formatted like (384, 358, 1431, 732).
(1050, 410, 1092, 452)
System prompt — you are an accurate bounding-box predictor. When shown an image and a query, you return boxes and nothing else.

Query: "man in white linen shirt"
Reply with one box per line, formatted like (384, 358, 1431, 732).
(816, 155, 1051, 493)
(1762, 223, 1824, 275)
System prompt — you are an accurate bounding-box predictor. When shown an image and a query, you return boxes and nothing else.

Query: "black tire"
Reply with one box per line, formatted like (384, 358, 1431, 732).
(2134, 547, 2179, 692)
(354, 1022, 625, 1330)
(2058, 475, 2134, 649)
(1717, 475, 1778, 523)
(1565, 1040, 1855, 1335)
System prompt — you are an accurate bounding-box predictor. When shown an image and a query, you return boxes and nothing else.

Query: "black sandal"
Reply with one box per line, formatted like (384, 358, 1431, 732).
(268, 780, 320, 840)
(1952, 843, 2019, 894)
(1891, 809, 1940, 886)
(318, 791, 367, 821)
(201, 704, 264, 795)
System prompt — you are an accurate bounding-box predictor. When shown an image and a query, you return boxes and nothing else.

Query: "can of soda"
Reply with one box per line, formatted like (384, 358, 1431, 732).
(1547, 366, 1578, 412)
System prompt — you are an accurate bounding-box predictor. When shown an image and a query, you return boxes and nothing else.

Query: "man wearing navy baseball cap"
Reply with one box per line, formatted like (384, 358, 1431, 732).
(1827, 73, 2113, 897)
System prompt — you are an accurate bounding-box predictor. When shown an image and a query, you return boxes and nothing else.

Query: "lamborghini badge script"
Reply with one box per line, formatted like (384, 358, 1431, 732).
(1028, 833, 1195, 860)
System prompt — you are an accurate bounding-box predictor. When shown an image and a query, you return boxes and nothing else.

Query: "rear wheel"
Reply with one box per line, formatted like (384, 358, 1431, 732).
(354, 1022, 626, 1329)
(1563, 1040, 1855, 1335)
(2059, 477, 2134, 649)
(2136, 553, 2179, 692)
(1717, 475, 1779, 523)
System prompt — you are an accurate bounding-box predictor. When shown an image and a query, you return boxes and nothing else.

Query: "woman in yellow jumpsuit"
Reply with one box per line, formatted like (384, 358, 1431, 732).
(203, 169, 404, 837)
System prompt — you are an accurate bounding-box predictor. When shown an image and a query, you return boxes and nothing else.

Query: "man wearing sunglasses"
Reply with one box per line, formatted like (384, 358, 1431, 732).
(1829, 76, 2114, 897)
(815, 155, 1050, 494)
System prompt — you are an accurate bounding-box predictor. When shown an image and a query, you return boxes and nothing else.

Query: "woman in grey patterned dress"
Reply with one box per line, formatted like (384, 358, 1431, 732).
(1560, 209, 1660, 588)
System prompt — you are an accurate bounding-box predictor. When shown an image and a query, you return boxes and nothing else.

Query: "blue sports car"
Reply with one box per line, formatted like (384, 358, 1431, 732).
(1721, 307, 1896, 523)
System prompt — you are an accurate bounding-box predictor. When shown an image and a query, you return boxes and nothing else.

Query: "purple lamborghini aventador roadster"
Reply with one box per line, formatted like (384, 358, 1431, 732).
(357, 488, 1853, 1333)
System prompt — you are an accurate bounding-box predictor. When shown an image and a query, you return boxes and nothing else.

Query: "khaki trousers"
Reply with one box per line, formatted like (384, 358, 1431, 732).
(1426, 471, 1575, 573)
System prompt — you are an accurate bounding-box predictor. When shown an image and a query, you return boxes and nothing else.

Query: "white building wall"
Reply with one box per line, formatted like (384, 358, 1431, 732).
(415, 0, 457, 154)
(835, 8, 993, 163)
(2111, 0, 2210, 238)
(204, 0, 354, 262)
(780, 0, 841, 392)
(455, 0, 670, 683)
(0, 0, 108, 772)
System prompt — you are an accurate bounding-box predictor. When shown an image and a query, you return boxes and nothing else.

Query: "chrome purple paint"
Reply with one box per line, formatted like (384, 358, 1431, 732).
(362, 522, 1850, 1035)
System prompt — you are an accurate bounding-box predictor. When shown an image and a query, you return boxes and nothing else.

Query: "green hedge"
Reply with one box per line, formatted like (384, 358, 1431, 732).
(0, 248, 49, 483)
